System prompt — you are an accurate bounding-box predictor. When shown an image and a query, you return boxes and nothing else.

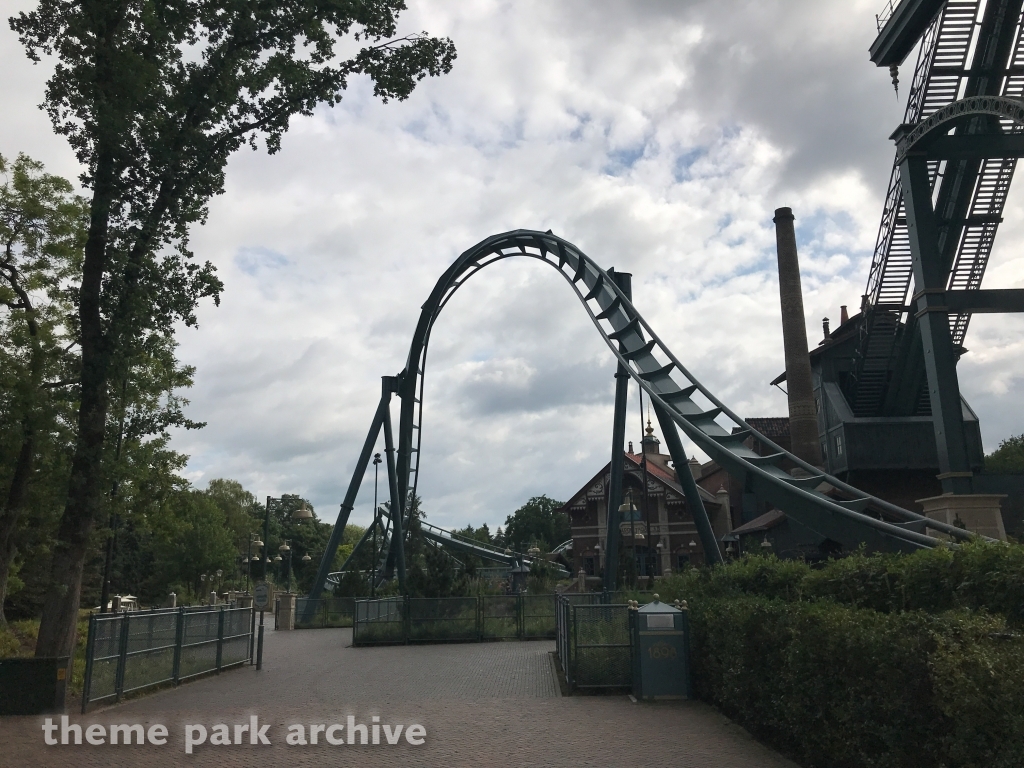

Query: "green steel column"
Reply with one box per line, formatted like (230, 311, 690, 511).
(307, 391, 389, 598)
(381, 377, 407, 593)
(898, 152, 974, 494)
(602, 270, 632, 593)
(651, 402, 725, 565)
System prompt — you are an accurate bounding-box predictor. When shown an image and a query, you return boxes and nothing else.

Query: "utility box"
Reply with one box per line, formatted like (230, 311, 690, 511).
(0, 656, 69, 715)
(630, 597, 691, 700)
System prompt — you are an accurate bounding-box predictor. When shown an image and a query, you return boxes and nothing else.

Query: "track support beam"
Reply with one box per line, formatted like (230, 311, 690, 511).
(652, 403, 725, 566)
(307, 386, 392, 599)
(899, 154, 974, 494)
(602, 270, 632, 593)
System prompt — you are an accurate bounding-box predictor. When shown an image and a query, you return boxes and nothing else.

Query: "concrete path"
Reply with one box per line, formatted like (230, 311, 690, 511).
(1, 628, 798, 767)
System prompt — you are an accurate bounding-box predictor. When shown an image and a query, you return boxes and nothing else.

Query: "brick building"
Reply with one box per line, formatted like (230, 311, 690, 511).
(558, 421, 730, 585)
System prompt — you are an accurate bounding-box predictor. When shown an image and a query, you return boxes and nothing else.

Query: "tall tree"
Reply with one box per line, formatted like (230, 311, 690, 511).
(502, 495, 569, 553)
(0, 152, 86, 625)
(10, 1, 455, 658)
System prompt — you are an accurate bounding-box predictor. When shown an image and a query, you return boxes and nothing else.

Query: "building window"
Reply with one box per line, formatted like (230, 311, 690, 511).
(835, 435, 843, 456)
(675, 554, 690, 571)
(815, 397, 821, 413)
(584, 557, 595, 576)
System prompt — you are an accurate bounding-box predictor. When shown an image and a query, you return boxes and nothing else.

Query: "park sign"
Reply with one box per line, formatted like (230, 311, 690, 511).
(253, 582, 273, 611)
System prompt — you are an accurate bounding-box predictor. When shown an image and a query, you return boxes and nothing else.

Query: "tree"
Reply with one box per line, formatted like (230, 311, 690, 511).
(985, 434, 1024, 474)
(11, 1, 456, 658)
(502, 495, 569, 554)
(0, 152, 87, 625)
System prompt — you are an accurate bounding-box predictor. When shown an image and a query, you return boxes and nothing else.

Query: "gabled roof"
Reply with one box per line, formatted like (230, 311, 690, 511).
(559, 451, 718, 513)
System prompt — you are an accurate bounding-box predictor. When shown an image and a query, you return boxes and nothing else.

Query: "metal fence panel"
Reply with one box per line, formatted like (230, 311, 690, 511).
(353, 597, 405, 646)
(521, 594, 557, 639)
(572, 604, 632, 689)
(325, 597, 355, 627)
(480, 595, 519, 639)
(83, 614, 124, 704)
(121, 611, 177, 694)
(83, 605, 253, 712)
(407, 597, 478, 643)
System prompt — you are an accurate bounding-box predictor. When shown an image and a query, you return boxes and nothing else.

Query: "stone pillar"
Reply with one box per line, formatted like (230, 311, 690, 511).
(235, 594, 253, 609)
(578, 569, 586, 593)
(773, 207, 822, 466)
(918, 494, 1007, 541)
(276, 592, 297, 630)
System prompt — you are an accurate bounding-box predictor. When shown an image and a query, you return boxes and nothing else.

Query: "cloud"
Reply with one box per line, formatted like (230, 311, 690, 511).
(2, 0, 1022, 534)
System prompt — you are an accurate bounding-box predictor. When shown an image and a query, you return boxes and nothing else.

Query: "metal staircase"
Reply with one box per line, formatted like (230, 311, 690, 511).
(855, 0, 1023, 416)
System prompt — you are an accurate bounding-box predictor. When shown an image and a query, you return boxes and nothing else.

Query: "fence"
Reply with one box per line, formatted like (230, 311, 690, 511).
(556, 593, 651, 691)
(353, 594, 560, 646)
(82, 605, 253, 713)
(292, 597, 356, 629)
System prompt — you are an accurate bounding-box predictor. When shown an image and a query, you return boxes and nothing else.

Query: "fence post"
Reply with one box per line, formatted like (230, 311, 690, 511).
(322, 598, 328, 628)
(403, 597, 411, 644)
(571, 605, 578, 692)
(518, 593, 525, 639)
(172, 608, 185, 684)
(249, 604, 256, 664)
(80, 613, 97, 714)
(216, 606, 225, 672)
(475, 595, 482, 642)
(114, 613, 130, 702)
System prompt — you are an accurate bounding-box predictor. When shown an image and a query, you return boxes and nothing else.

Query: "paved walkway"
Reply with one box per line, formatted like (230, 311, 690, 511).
(1, 628, 798, 767)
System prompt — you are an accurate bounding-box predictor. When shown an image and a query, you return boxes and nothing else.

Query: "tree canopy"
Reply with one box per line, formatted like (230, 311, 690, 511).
(9, 0, 455, 658)
(986, 434, 1024, 474)
(502, 495, 568, 554)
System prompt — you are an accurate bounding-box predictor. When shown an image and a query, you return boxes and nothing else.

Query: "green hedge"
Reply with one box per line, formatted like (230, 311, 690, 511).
(659, 541, 1024, 627)
(688, 597, 1024, 768)
(641, 543, 1024, 768)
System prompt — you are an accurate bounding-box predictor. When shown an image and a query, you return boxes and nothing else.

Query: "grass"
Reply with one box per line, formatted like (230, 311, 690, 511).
(0, 612, 91, 696)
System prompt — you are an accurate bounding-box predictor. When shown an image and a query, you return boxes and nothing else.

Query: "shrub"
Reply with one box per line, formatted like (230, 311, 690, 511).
(688, 596, 1024, 768)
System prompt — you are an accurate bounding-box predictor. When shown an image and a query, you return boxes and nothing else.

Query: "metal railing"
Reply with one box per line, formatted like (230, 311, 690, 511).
(353, 594, 561, 646)
(555, 593, 653, 691)
(292, 597, 357, 628)
(82, 605, 253, 713)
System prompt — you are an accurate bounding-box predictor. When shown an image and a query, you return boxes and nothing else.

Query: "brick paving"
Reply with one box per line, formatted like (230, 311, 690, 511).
(1, 627, 798, 767)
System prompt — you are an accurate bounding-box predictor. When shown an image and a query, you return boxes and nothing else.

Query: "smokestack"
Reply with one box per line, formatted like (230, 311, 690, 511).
(840, 304, 849, 325)
(822, 317, 830, 341)
(773, 207, 822, 466)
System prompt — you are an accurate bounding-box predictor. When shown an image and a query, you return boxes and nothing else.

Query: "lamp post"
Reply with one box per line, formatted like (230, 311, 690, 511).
(372, 452, 382, 597)
(245, 533, 264, 593)
(280, 541, 293, 592)
(619, 490, 637, 589)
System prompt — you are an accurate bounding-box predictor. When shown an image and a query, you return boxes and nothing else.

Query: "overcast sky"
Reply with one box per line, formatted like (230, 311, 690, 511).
(3, 0, 1023, 535)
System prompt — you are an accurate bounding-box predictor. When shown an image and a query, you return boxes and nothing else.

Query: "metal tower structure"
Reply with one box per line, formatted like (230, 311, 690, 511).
(852, 0, 1024, 493)
(308, 230, 986, 600)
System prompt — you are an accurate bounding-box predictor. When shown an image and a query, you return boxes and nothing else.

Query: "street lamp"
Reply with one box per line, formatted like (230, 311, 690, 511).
(372, 452, 382, 597)
(292, 501, 313, 524)
(619, 490, 638, 588)
(245, 533, 264, 593)
(279, 541, 293, 592)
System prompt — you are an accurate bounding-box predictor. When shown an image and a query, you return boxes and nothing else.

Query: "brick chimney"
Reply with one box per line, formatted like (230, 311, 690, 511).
(773, 207, 822, 466)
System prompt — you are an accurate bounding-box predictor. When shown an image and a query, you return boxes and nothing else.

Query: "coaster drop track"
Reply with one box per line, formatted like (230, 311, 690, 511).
(308, 230, 984, 599)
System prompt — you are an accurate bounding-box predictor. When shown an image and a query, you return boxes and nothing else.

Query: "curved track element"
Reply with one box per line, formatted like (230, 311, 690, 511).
(311, 229, 989, 600)
(392, 231, 983, 557)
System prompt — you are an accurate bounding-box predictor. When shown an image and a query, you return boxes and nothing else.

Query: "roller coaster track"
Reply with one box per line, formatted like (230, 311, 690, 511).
(856, 0, 1024, 416)
(309, 229, 991, 599)
(399, 233, 987, 568)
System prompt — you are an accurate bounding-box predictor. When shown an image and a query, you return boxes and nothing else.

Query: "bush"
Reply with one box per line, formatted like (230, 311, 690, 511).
(654, 541, 1024, 627)
(689, 596, 1024, 768)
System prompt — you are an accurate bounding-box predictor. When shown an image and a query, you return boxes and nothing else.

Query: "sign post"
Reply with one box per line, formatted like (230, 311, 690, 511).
(253, 582, 273, 671)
